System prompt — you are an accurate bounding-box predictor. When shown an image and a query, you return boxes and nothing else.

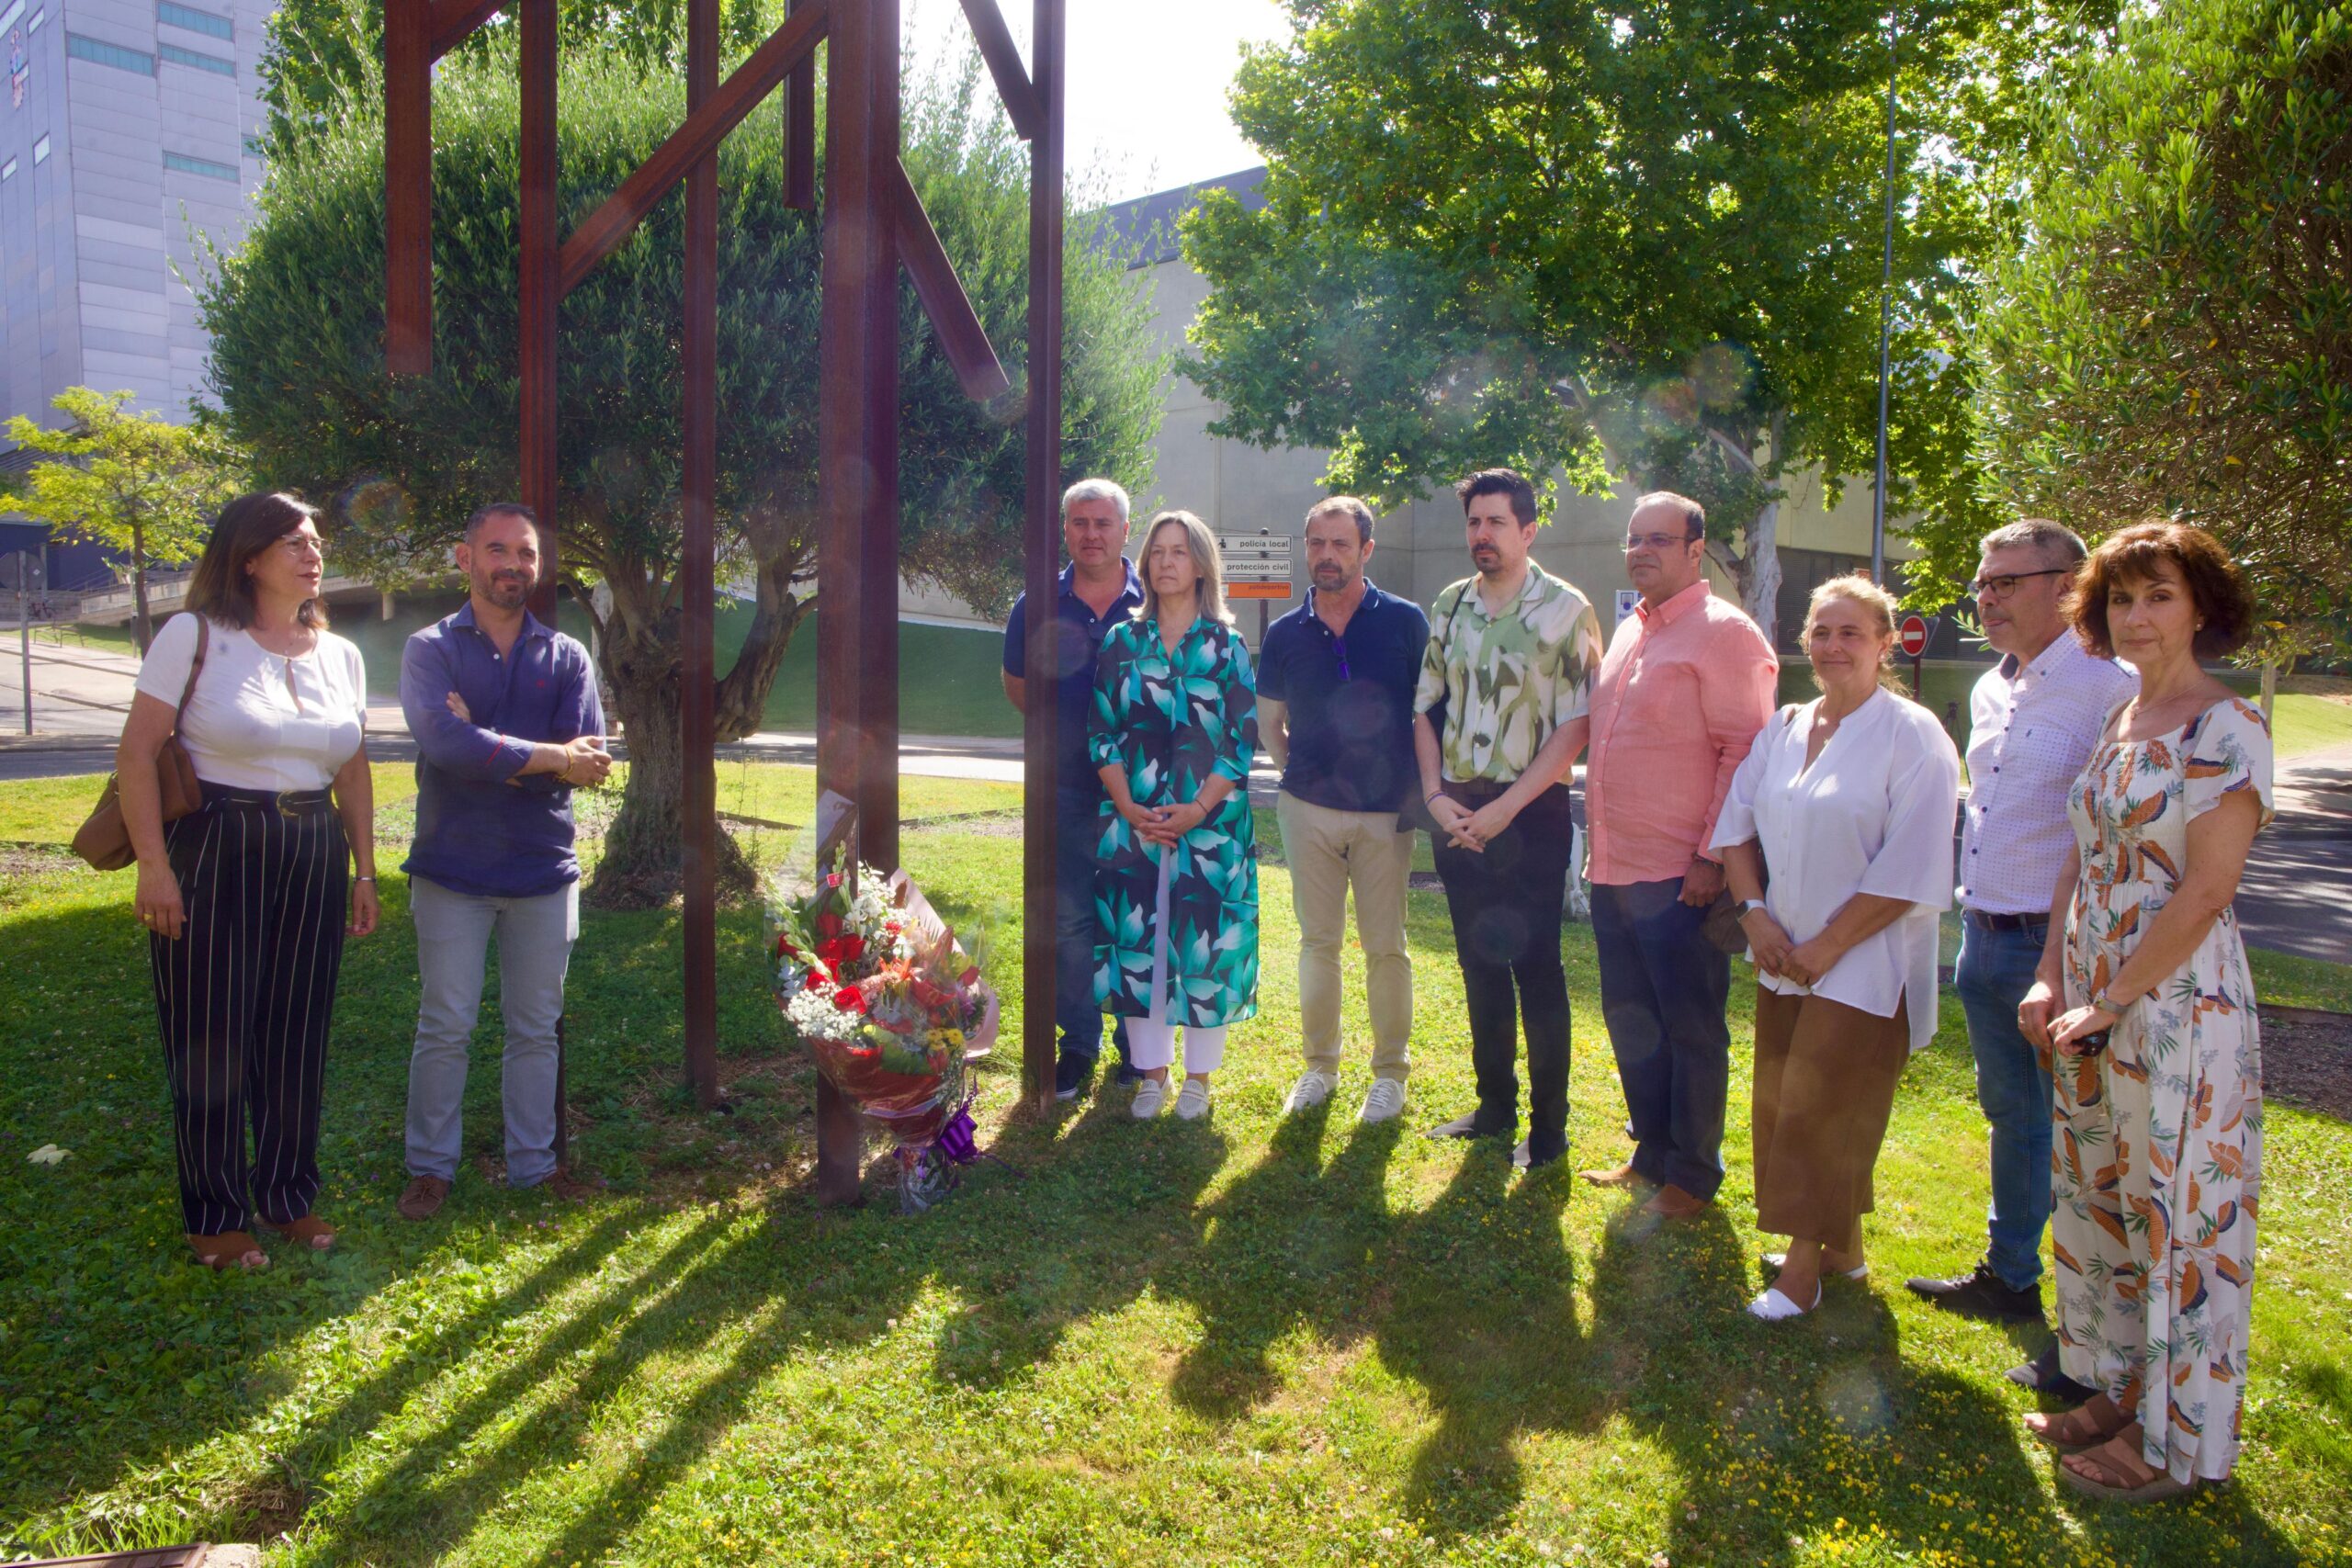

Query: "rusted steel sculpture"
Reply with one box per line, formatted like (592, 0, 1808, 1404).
(381, 0, 1067, 1203)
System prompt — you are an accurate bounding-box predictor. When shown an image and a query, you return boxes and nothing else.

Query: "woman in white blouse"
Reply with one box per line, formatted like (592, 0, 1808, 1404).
(118, 492, 378, 1270)
(1713, 575, 1962, 1321)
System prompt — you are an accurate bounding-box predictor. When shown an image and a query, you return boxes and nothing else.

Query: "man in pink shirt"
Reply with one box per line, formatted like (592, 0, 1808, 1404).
(1579, 493, 1778, 1217)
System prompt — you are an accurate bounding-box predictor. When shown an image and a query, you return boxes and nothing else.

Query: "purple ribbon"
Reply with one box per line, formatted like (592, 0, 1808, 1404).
(933, 1102, 981, 1166)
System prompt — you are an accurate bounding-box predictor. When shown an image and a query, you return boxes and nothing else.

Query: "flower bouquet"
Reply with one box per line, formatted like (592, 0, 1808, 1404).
(771, 863, 999, 1212)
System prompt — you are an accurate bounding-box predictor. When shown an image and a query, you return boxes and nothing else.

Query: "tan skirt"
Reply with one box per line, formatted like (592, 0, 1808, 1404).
(1751, 985, 1910, 1254)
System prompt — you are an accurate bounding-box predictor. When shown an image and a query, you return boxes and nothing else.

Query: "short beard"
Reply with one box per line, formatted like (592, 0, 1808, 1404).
(479, 575, 530, 608)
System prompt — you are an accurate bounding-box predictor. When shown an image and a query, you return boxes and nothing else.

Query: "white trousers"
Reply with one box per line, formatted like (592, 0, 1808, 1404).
(1125, 1021, 1227, 1077)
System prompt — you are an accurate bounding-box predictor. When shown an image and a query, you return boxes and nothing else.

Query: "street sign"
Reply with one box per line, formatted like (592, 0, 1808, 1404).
(1899, 614, 1929, 659)
(1217, 531, 1293, 599)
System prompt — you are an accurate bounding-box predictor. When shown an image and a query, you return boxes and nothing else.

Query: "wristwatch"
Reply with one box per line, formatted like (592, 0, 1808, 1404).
(2091, 988, 2132, 1015)
(1736, 898, 1768, 919)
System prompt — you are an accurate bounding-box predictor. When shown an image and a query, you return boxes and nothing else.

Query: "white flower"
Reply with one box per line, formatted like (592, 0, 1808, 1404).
(27, 1145, 70, 1167)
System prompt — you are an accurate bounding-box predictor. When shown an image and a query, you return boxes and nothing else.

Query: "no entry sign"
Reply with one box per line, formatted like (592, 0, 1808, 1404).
(1899, 614, 1930, 659)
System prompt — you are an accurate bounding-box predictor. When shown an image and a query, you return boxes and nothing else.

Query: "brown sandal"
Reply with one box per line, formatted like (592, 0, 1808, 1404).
(2025, 1395, 2128, 1453)
(2060, 1431, 2198, 1504)
(264, 1214, 337, 1251)
(187, 1231, 268, 1270)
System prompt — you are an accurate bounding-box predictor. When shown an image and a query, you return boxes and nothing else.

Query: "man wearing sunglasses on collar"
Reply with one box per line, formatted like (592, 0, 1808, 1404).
(1257, 497, 1430, 1127)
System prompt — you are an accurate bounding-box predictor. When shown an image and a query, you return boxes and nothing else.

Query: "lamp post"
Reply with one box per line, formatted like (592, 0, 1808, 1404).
(1871, 6, 1899, 585)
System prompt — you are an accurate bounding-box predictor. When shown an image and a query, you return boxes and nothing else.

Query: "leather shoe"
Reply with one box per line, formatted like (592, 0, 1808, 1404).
(398, 1174, 451, 1222)
(1904, 1261, 2043, 1322)
(1578, 1162, 1652, 1189)
(1425, 1111, 1509, 1141)
(1641, 1183, 1708, 1218)
(1511, 1139, 1566, 1171)
(2007, 1341, 2099, 1404)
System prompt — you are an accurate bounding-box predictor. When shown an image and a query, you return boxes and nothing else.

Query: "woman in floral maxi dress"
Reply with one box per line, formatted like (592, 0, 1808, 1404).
(2019, 523, 2270, 1502)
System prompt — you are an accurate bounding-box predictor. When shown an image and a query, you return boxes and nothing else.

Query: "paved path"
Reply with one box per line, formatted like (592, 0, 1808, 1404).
(3, 644, 2346, 964)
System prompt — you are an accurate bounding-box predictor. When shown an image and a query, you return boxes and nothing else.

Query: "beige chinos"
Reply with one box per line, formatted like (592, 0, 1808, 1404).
(1277, 791, 1413, 1082)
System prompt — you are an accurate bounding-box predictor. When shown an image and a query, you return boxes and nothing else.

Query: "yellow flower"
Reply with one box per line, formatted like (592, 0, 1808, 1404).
(940, 1029, 966, 1048)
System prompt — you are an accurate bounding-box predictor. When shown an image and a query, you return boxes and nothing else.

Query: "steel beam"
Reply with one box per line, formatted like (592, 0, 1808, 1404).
(957, 0, 1040, 141)
(680, 0, 721, 1111)
(558, 0, 831, 297)
(783, 0, 818, 210)
(812, 0, 901, 1203)
(1020, 0, 1064, 1110)
(384, 0, 434, 375)
(892, 158, 1012, 403)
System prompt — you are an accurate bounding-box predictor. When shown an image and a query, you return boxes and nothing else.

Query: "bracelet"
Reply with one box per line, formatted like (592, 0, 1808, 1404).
(2091, 988, 2131, 1015)
(1424, 790, 1445, 803)
(355, 874, 377, 884)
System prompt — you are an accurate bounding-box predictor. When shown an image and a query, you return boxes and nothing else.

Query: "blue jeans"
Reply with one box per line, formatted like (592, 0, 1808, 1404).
(1056, 786, 1130, 1066)
(1955, 916, 2054, 1291)
(1590, 878, 1731, 1200)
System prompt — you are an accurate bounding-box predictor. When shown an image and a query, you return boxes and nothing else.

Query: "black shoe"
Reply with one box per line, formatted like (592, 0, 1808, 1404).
(1053, 1052, 1097, 1102)
(1904, 1261, 2044, 1322)
(1425, 1111, 1511, 1141)
(1511, 1139, 1566, 1171)
(1113, 1061, 1145, 1087)
(2007, 1341, 2098, 1404)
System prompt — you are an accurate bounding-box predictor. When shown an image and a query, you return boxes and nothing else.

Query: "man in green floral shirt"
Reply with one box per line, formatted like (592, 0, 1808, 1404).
(1412, 468, 1605, 1170)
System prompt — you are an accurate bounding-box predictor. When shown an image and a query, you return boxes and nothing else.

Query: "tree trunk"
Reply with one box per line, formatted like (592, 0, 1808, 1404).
(587, 592, 759, 908)
(1744, 494, 1784, 649)
(130, 518, 152, 655)
(2260, 660, 2278, 727)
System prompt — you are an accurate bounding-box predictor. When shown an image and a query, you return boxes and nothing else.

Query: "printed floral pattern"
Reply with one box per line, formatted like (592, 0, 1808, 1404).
(1412, 568, 1605, 784)
(1087, 615, 1260, 1029)
(2053, 696, 2273, 1483)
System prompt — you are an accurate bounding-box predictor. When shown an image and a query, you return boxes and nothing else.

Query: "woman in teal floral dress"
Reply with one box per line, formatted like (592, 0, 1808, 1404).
(1089, 509, 1260, 1122)
(2018, 524, 2270, 1503)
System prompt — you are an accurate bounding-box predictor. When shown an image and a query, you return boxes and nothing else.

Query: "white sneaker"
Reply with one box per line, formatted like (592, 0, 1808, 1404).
(1747, 1283, 1822, 1322)
(1174, 1078, 1213, 1121)
(1131, 1077, 1167, 1119)
(1358, 1078, 1408, 1124)
(1284, 1070, 1337, 1113)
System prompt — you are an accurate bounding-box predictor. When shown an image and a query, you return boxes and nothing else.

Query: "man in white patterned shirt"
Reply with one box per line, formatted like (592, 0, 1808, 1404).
(1906, 522, 2135, 1396)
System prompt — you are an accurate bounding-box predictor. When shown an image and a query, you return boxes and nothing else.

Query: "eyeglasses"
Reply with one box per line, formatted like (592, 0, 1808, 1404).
(276, 533, 327, 560)
(1624, 532, 1700, 553)
(1968, 568, 2068, 599)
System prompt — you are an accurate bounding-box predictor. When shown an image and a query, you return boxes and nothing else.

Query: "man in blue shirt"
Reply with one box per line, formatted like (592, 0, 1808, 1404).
(395, 502, 608, 1221)
(1001, 478, 1145, 1100)
(1256, 497, 1430, 1126)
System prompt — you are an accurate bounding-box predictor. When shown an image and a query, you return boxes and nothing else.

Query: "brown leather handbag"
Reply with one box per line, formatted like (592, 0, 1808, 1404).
(72, 616, 209, 872)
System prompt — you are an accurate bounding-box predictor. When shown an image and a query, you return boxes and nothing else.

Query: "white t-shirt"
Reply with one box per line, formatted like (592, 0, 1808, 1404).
(133, 613, 367, 792)
(1712, 689, 1963, 1053)
(1960, 636, 2136, 915)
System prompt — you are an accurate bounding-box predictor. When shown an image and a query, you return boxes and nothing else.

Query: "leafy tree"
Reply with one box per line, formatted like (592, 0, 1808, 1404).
(1, 389, 245, 653)
(200, 37, 1164, 906)
(1960, 0, 2352, 684)
(1184, 0, 2089, 639)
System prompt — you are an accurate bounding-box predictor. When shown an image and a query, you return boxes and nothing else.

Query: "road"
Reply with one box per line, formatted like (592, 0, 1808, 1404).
(4, 640, 2346, 964)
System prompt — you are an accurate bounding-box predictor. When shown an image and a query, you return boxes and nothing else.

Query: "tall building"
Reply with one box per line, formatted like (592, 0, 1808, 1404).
(0, 0, 272, 582)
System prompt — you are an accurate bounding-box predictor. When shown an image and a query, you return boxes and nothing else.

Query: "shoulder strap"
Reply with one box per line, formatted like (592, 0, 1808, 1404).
(174, 616, 209, 725)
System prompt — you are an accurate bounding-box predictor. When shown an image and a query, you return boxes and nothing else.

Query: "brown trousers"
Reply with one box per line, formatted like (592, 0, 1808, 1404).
(1751, 985, 1910, 1254)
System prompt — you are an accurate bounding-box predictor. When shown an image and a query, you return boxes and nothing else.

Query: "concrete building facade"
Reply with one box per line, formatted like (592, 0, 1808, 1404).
(0, 0, 269, 435)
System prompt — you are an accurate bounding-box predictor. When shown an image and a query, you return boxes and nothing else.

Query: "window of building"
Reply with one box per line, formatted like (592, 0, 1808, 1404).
(30, 133, 47, 164)
(65, 34, 155, 75)
(1, 159, 16, 181)
(26, 6, 42, 31)
(0, 2, 27, 35)
(156, 1, 232, 39)
(158, 41, 233, 75)
(163, 150, 237, 181)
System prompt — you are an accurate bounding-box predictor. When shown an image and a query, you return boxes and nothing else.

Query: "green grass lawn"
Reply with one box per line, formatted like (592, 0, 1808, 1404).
(2, 768, 2349, 1566)
(2269, 693, 2352, 763)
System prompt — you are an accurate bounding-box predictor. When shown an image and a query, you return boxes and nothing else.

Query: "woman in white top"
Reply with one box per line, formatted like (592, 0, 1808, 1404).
(1713, 575, 1962, 1321)
(119, 492, 378, 1270)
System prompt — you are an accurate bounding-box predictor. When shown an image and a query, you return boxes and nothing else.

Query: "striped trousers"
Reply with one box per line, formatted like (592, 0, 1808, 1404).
(147, 790, 349, 1235)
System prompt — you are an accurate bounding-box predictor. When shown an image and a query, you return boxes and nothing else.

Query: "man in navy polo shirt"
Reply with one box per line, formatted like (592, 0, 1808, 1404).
(1001, 478, 1145, 1100)
(1257, 496, 1430, 1125)
(395, 502, 609, 1221)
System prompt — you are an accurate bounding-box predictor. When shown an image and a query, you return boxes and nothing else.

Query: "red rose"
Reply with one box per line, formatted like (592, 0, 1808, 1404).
(833, 986, 866, 1013)
(801, 972, 825, 993)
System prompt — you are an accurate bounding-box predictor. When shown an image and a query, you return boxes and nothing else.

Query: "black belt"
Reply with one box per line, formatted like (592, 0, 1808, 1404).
(1964, 908, 2046, 932)
(201, 783, 336, 816)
